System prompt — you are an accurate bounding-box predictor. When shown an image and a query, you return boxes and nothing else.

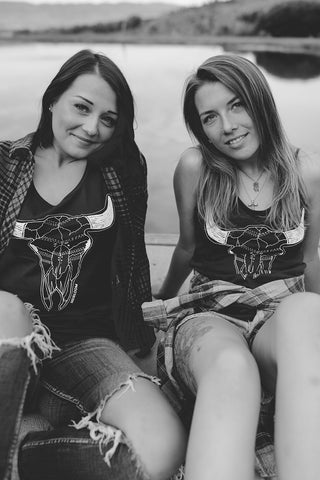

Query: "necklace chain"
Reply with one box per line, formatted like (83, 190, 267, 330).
(239, 171, 268, 209)
(238, 168, 265, 192)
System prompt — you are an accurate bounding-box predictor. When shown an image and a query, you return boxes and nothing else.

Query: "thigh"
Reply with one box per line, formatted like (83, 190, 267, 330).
(174, 312, 249, 395)
(251, 292, 320, 393)
(40, 338, 144, 416)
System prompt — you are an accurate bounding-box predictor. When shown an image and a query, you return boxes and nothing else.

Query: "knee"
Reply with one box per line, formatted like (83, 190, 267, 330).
(0, 291, 32, 338)
(120, 400, 186, 480)
(198, 345, 260, 390)
(139, 415, 186, 480)
(100, 378, 186, 480)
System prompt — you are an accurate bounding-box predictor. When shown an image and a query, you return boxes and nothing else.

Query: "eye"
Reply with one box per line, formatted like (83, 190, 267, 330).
(202, 113, 217, 125)
(101, 116, 117, 128)
(74, 103, 89, 113)
(231, 100, 244, 111)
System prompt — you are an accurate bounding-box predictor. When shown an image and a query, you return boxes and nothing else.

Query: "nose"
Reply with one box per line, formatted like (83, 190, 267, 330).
(221, 113, 237, 134)
(82, 115, 99, 136)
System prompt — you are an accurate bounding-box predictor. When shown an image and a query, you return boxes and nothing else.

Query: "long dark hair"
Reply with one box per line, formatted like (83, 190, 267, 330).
(183, 54, 306, 229)
(32, 49, 142, 177)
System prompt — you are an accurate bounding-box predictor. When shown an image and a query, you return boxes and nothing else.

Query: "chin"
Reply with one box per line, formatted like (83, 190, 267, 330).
(70, 147, 95, 160)
(232, 148, 258, 161)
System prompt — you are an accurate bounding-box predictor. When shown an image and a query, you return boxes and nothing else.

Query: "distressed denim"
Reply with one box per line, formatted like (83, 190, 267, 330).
(19, 426, 148, 480)
(0, 313, 175, 480)
(0, 304, 57, 480)
(0, 346, 30, 480)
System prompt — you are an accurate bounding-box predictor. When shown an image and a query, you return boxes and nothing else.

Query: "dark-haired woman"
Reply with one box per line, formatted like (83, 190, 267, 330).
(0, 49, 185, 480)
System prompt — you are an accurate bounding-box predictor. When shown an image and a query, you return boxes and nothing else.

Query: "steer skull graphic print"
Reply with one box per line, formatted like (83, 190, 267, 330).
(13, 195, 114, 310)
(205, 210, 305, 279)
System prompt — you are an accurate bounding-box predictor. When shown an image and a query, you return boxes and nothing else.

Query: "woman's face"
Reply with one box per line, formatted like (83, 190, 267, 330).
(195, 81, 260, 163)
(50, 73, 118, 162)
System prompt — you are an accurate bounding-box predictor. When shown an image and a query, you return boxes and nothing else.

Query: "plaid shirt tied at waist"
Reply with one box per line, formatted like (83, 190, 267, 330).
(143, 274, 304, 397)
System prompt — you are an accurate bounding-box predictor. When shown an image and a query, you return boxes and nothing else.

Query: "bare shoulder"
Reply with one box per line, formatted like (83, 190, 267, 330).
(174, 147, 203, 206)
(177, 146, 203, 169)
(175, 146, 203, 183)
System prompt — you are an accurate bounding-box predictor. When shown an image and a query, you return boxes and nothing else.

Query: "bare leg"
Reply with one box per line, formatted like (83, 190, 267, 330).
(100, 377, 187, 480)
(175, 314, 261, 480)
(0, 291, 33, 339)
(252, 292, 320, 480)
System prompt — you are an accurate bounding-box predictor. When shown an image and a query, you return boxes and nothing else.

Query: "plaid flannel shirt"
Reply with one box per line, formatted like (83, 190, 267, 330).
(143, 274, 305, 478)
(0, 133, 155, 351)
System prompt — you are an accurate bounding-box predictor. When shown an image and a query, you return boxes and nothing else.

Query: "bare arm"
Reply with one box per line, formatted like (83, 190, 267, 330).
(155, 148, 202, 299)
(300, 150, 320, 293)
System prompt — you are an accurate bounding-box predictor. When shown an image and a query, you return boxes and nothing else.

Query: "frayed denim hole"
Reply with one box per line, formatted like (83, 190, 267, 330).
(70, 373, 161, 475)
(0, 304, 60, 373)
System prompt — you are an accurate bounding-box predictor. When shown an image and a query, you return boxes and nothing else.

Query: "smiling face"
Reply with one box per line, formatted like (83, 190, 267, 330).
(50, 73, 118, 162)
(195, 81, 260, 163)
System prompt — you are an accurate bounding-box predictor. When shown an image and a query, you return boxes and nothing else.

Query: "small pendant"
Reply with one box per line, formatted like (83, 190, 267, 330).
(253, 181, 259, 192)
(248, 200, 258, 209)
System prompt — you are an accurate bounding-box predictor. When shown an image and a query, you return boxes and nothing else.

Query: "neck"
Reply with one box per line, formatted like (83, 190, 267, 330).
(237, 163, 263, 178)
(35, 145, 86, 168)
(235, 148, 262, 174)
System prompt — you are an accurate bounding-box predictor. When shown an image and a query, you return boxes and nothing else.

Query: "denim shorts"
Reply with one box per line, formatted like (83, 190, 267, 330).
(36, 337, 157, 426)
(173, 309, 268, 396)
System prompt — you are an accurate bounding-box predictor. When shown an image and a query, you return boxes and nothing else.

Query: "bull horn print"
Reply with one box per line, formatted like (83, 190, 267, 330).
(13, 195, 115, 239)
(86, 195, 114, 230)
(283, 209, 305, 245)
(206, 221, 230, 245)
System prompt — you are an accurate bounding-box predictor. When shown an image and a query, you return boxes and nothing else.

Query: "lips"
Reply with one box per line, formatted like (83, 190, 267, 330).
(225, 133, 248, 146)
(71, 133, 96, 145)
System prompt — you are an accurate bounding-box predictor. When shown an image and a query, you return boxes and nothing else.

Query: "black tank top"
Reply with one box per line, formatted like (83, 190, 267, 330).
(0, 163, 118, 345)
(191, 199, 306, 289)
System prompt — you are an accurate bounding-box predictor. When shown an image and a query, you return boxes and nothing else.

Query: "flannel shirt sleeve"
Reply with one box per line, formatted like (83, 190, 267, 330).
(129, 153, 152, 301)
(126, 153, 154, 348)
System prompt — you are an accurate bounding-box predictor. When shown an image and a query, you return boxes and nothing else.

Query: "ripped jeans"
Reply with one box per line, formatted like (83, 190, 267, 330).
(0, 307, 162, 480)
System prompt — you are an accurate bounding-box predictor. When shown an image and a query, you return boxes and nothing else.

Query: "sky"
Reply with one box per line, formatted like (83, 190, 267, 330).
(1, 0, 217, 5)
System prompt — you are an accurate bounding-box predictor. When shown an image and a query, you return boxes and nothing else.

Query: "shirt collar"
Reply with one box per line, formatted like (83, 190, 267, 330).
(9, 132, 34, 160)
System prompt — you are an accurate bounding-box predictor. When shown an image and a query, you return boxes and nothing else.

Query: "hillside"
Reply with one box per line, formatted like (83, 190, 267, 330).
(0, 1, 178, 31)
(142, 0, 320, 37)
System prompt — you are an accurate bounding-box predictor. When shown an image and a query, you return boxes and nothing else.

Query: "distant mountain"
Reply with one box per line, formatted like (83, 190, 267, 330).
(0, 1, 179, 31)
(141, 0, 320, 37)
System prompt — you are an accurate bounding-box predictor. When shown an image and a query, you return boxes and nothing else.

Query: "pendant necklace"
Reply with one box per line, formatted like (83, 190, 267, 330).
(239, 171, 268, 209)
(238, 168, 265, 193)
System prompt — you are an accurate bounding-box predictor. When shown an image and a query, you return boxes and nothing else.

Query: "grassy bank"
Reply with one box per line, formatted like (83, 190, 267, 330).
(1, 32, 320, 55)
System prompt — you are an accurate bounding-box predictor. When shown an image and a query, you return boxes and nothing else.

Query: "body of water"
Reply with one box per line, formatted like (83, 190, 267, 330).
(1, 43, 320, 233)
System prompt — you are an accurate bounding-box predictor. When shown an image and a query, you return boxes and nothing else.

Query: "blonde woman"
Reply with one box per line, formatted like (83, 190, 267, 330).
(153, 54, 320, 480)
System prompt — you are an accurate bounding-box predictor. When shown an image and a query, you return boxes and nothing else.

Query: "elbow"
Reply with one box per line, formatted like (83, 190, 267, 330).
(176, 237, 195, 259)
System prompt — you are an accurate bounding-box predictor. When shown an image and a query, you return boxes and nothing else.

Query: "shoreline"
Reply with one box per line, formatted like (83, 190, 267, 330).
(1, 33, 320, 55)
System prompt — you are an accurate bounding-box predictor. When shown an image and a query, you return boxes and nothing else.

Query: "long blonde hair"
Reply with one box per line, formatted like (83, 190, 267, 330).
(183, 54, 306, 229)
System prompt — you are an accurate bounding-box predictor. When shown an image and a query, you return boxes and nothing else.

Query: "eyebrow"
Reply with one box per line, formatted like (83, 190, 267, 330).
(75, 95, 118, 116)
(199, 95, 239, 118)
